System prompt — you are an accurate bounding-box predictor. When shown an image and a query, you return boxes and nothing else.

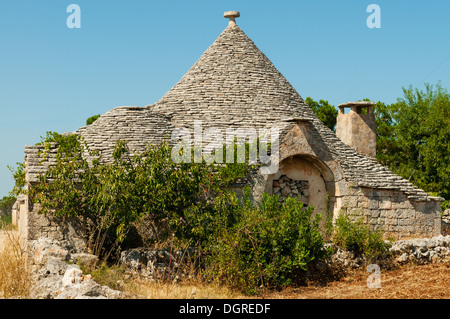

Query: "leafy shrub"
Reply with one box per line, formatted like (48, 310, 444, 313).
(205, 189, 330, 295)
(442, 199, 449, 212)
(29, 132, 254, 255)
(332, 214, 391, 262)
(7, 162, 25, 198)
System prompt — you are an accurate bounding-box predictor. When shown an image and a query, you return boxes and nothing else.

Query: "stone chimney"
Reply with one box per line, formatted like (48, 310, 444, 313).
(336, 101, 377, 158)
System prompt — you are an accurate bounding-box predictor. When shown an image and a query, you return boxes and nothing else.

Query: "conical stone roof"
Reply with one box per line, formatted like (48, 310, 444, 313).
(149, 22, 316, 130)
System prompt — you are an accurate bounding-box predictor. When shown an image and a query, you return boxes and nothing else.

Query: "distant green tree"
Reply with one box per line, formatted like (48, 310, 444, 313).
(305, 97, 338, 131)
(86, 114, 101, 126)
(0, 196, 16, 216)
(374, 83, 450, 209)
(7, 162, 26, 198)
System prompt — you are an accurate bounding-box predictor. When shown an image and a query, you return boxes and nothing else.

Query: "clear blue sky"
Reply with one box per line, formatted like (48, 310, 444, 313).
(1, 0, 449, 197)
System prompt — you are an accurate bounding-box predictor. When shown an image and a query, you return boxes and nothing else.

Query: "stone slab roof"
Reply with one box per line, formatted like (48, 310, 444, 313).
(149, 23, 315, 130)
(25, 143, 58, 184)
(76, 106, 174, 162)
(25, 107, 174, 183)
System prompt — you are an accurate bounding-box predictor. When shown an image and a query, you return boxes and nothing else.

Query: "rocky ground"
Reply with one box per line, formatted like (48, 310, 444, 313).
(29, 238, 123, 299)
(28, 234, 450, 299)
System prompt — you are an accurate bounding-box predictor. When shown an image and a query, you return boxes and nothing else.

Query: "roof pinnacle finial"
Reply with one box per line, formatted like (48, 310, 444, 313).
(224, 11, 240, 26)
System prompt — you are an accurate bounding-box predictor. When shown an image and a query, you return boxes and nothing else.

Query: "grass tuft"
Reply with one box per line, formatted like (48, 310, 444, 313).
(0, 230, 30, 298)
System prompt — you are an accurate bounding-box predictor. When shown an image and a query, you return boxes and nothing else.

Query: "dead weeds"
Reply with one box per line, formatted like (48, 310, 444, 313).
(263, 262, 450, 299)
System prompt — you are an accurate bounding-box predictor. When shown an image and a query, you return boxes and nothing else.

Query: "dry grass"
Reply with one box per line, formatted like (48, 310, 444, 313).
(264, 262, 450, 299)
(2, 224, 450, 300)
(122, 277, 248, 299)
(0, 230, 31, 299)
(92, 261, 450, 299)
(0, 215, 17, 231)
(82, 260, 248, 299)
(82, 247, 450, 300)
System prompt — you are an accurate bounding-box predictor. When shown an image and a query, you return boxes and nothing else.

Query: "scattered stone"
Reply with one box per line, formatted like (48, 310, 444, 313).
(281, 186, 291, 196)
(272, 176, 309, 204)
(326, 235, 450, 270)
(29, 237, 123, 299)
(397, 252, 409, 263)
(120, 247, 198, 283)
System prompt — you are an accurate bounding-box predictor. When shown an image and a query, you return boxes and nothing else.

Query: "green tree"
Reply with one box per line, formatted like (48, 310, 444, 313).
(7, 162, 26, 198)
(86, 114, 101, 126)
(0, 196, 16, 216)
(305, 97, 338, 131)
(375, 83, 450, 207)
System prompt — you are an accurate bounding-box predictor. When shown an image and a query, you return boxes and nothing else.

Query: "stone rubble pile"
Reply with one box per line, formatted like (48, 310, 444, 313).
(328, 234, 450, 269)
(272, 175, 309, 204)
(29, 238, 123, 299)
(442, 209, 450, 223)
(119, 247, 198, 282)
(389, 234, 450, 265)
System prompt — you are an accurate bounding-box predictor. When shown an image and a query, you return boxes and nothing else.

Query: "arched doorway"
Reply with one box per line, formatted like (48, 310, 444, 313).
(270, 154, 335, 231)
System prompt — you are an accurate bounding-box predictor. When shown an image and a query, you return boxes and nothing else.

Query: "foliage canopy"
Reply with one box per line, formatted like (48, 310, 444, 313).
(305, 97, 338, 131)
(374, 83, 450, 208)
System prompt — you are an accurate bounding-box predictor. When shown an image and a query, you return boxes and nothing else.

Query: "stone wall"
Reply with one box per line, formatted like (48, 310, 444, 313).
(337, 187, 441, 240)
(23, 143, 89, 253)
(120, 247, 198, 283)
(26, 201, 88, 253)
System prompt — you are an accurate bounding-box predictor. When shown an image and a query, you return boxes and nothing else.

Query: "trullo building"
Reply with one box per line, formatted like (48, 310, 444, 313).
(15, 11, 444, 251)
